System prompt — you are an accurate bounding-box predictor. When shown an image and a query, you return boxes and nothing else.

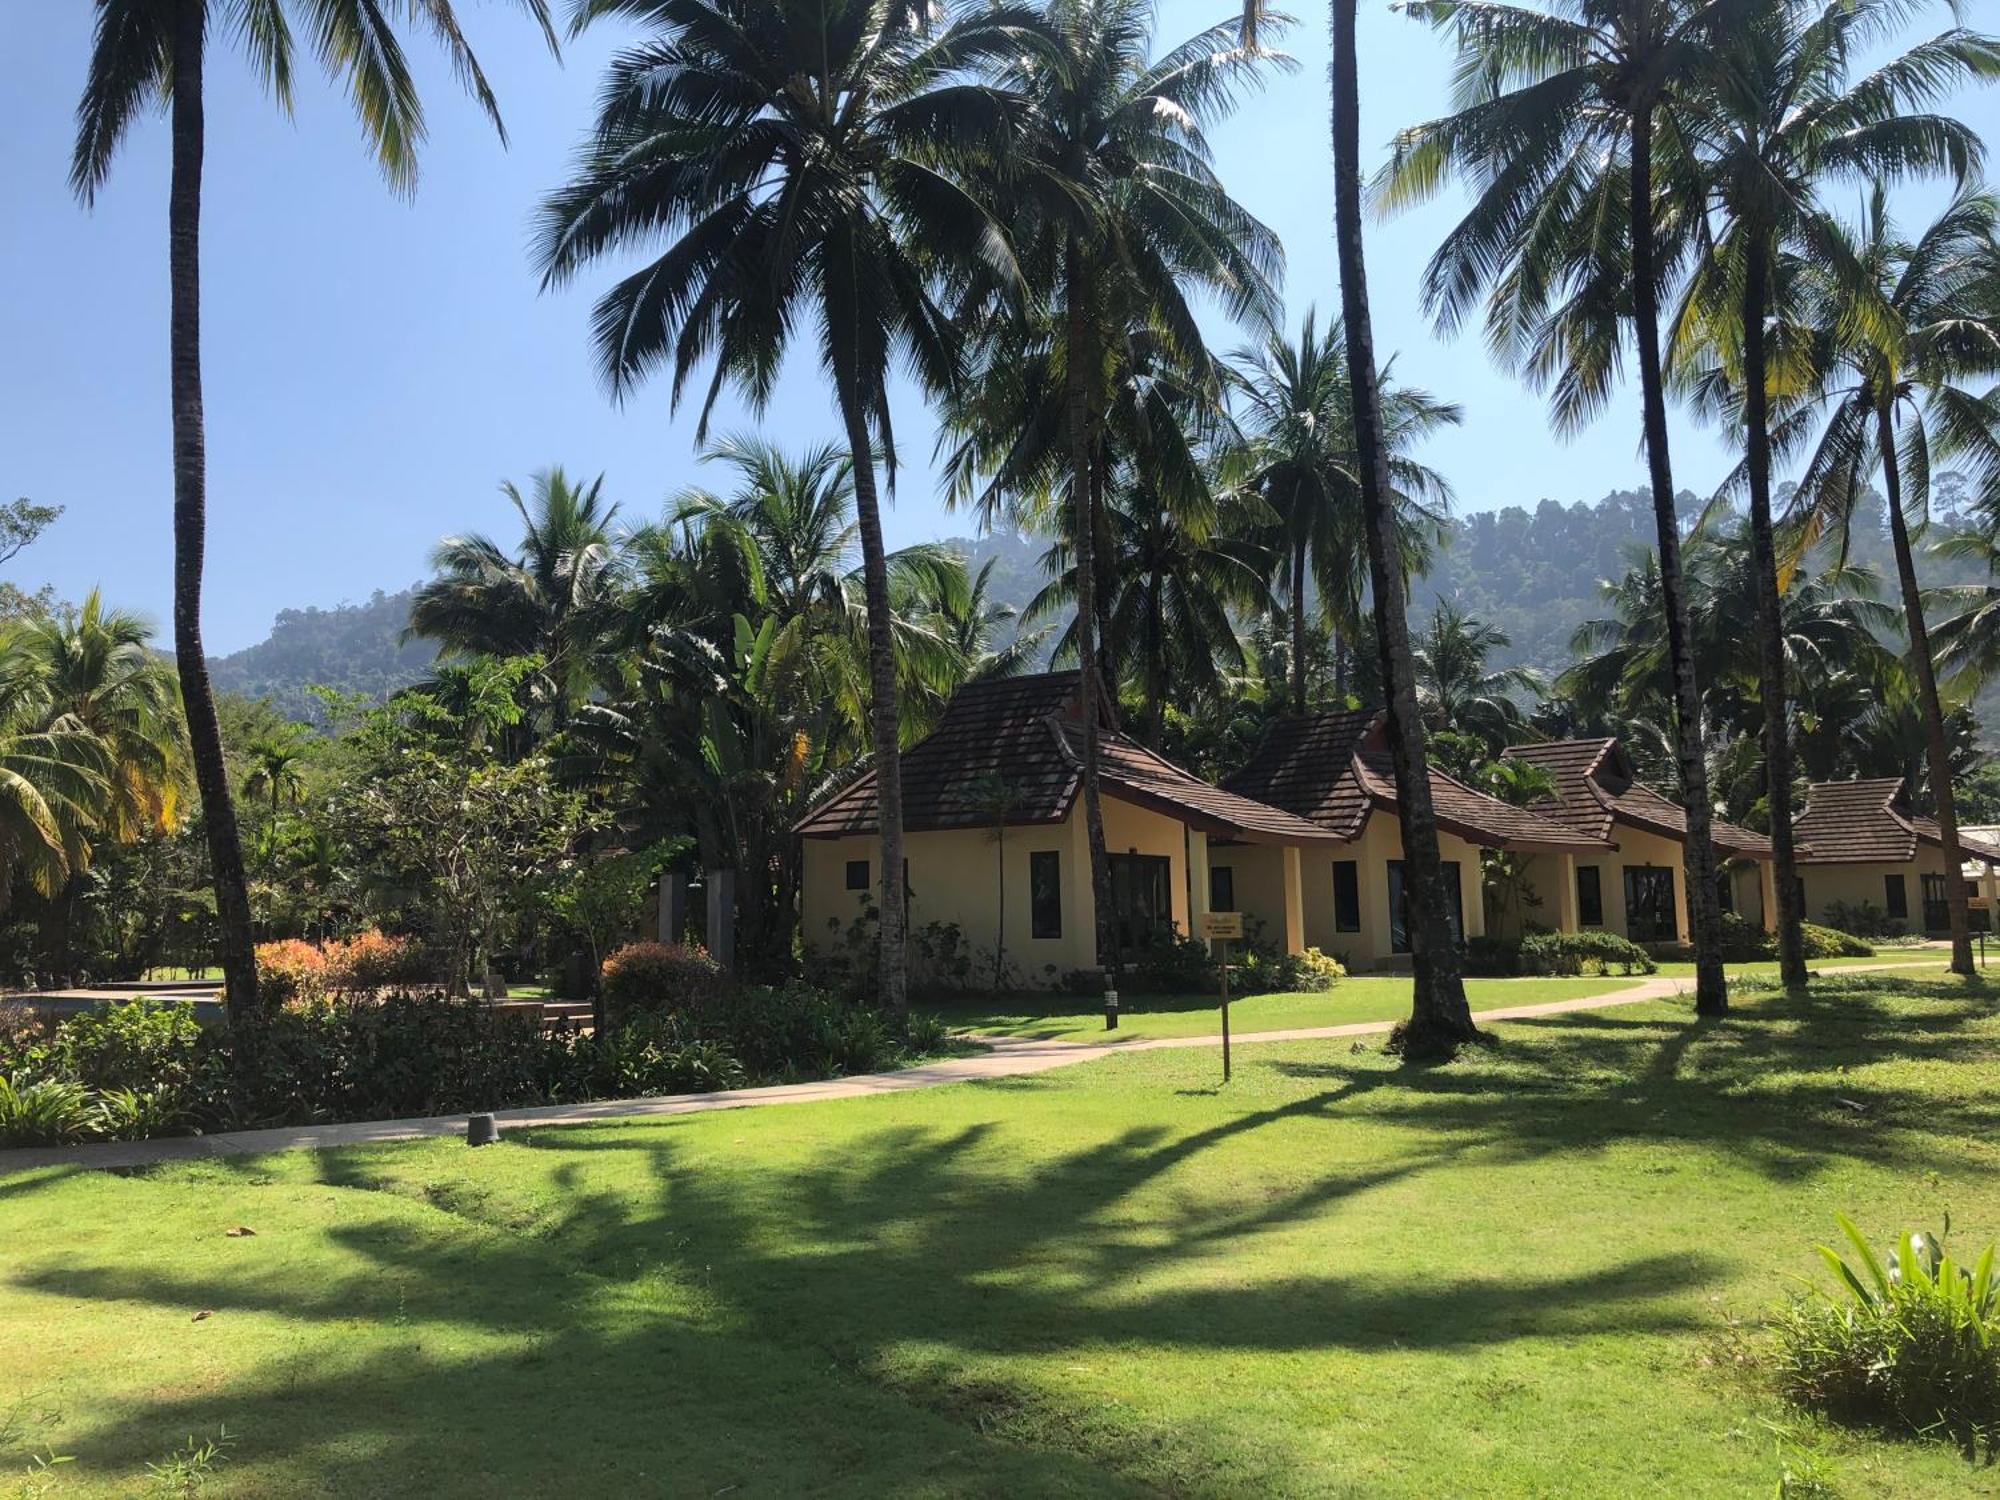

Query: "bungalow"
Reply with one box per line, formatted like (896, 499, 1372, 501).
(795, 672, 1342, 983)
(1793, 778, 2000, 934)
(1219, 710, 1614, 969)
(1502, 738, 1776, 942)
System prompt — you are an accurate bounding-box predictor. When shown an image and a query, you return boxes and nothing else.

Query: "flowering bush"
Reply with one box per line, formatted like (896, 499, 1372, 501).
(599, 942, 733, 1027)
(254, 939, 330, 1009)
(323, 929, 429, 993)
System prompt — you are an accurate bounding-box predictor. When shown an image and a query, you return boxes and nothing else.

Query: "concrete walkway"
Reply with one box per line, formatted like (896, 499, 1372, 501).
(0, 959, 1949, 1177)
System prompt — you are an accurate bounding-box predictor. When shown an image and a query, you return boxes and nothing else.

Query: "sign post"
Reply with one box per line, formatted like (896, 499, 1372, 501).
(1200, 911, 1244, 1083)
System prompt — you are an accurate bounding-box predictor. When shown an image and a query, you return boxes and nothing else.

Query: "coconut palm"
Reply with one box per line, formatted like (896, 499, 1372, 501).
(407, 467, 621, 730)
(539, 0, 1037, 1014)
(11, 591, 187, 843)
(1325, 0, 1479, 1053)
(965, 0, 1282, 975)
(1789, 186, 2000, 975)
(1413, 601, 1543, 749)
(1668, 0, 1997, 984)
(1229, 309, 1460, 713)
(1380, 0, 1743, 1016)
(72, 0, 557, 1021)
(243, 735, 310, 818)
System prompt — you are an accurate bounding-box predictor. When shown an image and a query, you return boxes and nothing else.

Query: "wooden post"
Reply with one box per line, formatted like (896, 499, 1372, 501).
(1219, 937, 1231, 1084)
(706, 868, 736, 972)
(1200, 910, 1243, 1084)
(658, 872, 687, 945)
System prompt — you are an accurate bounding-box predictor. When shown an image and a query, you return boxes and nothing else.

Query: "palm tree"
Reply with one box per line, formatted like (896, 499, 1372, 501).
(1230, 310, 1460, 713)
(72, 0, 556, 1022)
(13, 591, 187, 844)
(1790, 186, 2000, 976)
(540, 0, 1034, 1015)
(971, 0, 1282, 976)
(243, 735, 309, 817)
(1668, 0, 1996, 986)
(407, 467, 621, 729)
(1328, 0, 1477, 1055)
(1413, 601, 1544, 749)
(1381, 0, 1739, 1016)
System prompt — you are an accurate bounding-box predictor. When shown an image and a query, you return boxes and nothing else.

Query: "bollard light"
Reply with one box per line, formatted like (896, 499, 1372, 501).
(466, 1113, 500, 1147)
(1104, 987, 1119, 1031)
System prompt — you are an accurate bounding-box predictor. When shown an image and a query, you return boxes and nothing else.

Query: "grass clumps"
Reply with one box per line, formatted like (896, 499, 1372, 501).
(1772, 1213, 2000, 1459)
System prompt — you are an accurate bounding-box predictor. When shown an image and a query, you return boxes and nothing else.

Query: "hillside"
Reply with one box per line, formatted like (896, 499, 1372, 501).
(207, 587, 435, 720)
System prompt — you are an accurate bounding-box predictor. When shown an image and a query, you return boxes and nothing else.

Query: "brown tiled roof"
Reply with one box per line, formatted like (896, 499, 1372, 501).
(1503, 738, 1773, 859)
(1223, 711, 1612, 852)
(1795, 778, 2000, 866)
(794, 672, 1339, 844)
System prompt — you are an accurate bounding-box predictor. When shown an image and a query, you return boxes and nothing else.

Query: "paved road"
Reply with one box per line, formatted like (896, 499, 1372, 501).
(0, 961, 1948, 1177)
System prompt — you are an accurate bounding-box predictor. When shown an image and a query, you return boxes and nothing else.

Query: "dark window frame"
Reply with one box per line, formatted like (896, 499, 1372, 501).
(1576, 865, 1604, 927)
(844, 858, 869, 892)
(1884, 873, 1908, 920)
(1332, 860, 1361, 933)
(1209, 865, 1235, 914)
(1108, 852, 1175, 953)
(1623, 865, 1678, 943)
(1030, 851, 1062, 939)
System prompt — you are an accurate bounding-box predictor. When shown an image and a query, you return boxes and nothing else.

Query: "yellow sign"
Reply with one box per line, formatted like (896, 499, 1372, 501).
(1200, 911, 1243, 940)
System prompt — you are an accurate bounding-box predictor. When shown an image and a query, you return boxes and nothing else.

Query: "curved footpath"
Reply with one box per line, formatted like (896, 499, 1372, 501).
(0, 960, 1948, 1177)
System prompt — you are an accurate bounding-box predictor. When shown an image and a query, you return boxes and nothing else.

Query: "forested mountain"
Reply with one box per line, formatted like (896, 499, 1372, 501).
(208, 588, 435, 720)
(210, 486, 1996, 722)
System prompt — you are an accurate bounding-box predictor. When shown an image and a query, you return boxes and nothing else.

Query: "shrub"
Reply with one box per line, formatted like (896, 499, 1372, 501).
(0, 1074, 97, 1146)
(591, 1012, 747, 1097)
(1123, 932, 1216, 993)
(1715, 912, 1776, 963)
(1463, 934, 1524, 977)
(599, 942, 733, 1027)
(44, 999, 203, 1094)
(323, 929, 429, 993)
(1820, 899, 1906, 941)
(255, 939, 329, 1009)
(1516, 930, 1657, 977)
(1801, 923, 1873, 960)
(92, 1085, 187, 1142)
(1772, 1213, 2000, 1458)
(1242, 945, 1344, 994)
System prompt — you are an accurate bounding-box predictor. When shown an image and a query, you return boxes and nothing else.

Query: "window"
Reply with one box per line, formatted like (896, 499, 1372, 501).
(1209, 865, 1235, 913)
(1332, 860, 1361, 932)
(1030, 852, 1062, 938)
(1109, 853, 1174, 953)
(1388, 860, 1462, 954)
(1576, 866, 1603, 927)
(1623, 866, 1677, 943)
(1922, 872, 1951, 932)
(1884, 873, 1908, 920)
(844, 859, 869, 892)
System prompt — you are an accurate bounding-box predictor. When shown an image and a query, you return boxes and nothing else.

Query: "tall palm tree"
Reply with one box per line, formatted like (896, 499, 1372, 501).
(1329, 0, 1477, 1054)
(1230, 309, 1460, 713)
(243, 735, 309, 817)
(0, 636, 112, 913)
(1669, 0, 1996, 985)
(72, 0, 556, 1022)
(540, 0, 1033, 1014)
(1381, 0, 1739, 1015)
(1413, 601, 1544, 749)
(971, 0, 1281, 976)
(408, 467, 622, 731)
(1790, 187, 2000, 976)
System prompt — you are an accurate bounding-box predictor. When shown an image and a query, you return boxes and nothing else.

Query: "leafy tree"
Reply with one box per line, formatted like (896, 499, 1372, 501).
(72, 0, 557, 1023)
(1413, 601, 1542, 750)
(540, 0, 1035, 1014)
(241, 734, 309, 817)
(542, 842, 683, 1029)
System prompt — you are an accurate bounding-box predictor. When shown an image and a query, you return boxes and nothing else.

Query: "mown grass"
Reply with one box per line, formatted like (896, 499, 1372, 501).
(923, 975, 1648, 1042)
(3, 975, 1999, 1496)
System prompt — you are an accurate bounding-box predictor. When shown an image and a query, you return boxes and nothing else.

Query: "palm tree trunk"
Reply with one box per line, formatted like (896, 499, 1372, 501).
(1879, 402, 1974, 973)
(1146, 564, 1166, 746)
(838, 393, 908, 1015)
(1065, 233, 1116, 979)
(170, 0, 260, 1029)
(1628, 103, 1726, 1015)
(1331, 0, 1474, 1057)
(1741, 236, 1808, 988)
(1292, 539, 1309, 714)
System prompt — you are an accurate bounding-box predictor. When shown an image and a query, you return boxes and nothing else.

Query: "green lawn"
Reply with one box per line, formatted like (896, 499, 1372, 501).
(4, 975, 1999, 1496)
(1652, 947, 1952, 981)
(924, 975, 1648, 1042)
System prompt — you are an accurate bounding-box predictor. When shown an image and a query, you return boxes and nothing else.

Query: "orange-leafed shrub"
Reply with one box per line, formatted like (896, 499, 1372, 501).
(599, 942, 731, 1027)
(324, 929, 428, 993)
(255, 939, 329, 1009)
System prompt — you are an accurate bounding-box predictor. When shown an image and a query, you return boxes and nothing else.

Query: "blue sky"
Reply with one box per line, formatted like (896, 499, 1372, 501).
(3, 2, 1994, 653)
